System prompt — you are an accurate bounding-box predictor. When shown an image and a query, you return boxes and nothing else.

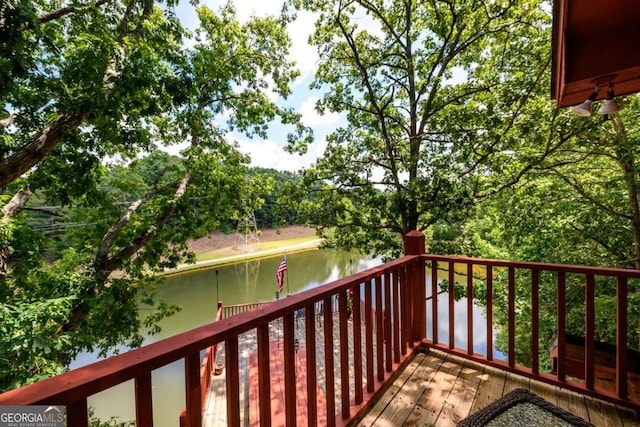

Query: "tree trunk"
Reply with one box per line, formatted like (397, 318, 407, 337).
(1, 190, 33, 280)
(611, 116, 640, 270)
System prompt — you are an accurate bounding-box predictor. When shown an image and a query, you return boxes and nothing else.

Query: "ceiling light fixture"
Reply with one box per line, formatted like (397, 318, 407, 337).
(572, 86, 599, 116)
(597, 82, 620, 115)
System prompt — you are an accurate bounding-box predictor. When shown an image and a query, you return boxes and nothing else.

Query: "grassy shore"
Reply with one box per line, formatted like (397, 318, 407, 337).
(163, 234, 323, 277)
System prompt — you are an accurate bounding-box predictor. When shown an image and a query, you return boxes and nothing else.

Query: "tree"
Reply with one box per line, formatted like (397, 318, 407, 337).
(0, 1, 309, 389)
(246, 167, 304, 228)
(288, 0, 563, 257)
(471, 96, 640, 354)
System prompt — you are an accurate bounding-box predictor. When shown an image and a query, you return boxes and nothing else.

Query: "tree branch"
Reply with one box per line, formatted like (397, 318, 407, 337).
(2, 1, 153, 188)
(550, 168, 631, 220)
(0, 113, 86, 187)
(39, 0, 114, 25)
(567, 222, 631, 268)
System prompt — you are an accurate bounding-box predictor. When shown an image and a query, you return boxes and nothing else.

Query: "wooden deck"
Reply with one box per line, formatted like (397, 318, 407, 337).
(359, 349, 640, 427)
(201, 315, 639, 427)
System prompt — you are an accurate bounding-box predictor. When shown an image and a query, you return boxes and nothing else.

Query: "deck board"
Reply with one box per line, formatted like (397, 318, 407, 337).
(404, 353, 462, 426)
(587, 397, 625, 427)
(358, 354, 426, 427)
(384, 352, 442, 425)
(468, 364, 505, 415)
(358, 349, 640, 427)
(529, 378, 557, 405)
(555, 386, 589, 422)
(397, 353, 444, 426)
(202, 321, 639, 427)
(434, 358, 485, 426)
(502, 370, 530, 394)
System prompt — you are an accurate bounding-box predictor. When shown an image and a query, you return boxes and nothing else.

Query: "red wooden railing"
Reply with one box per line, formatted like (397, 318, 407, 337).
(422, 254, 640, 414)
(220, 301, 271, 319)
(1, 231, 638, 425)
(178, 301, 223, 427)
(0, 232, 426, 426)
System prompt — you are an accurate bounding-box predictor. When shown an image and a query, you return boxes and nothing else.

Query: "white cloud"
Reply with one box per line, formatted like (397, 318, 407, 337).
(236, 137, 326, 172)
(158, 134, 327, 172)
(287, 10, 319, 80)
(300, 96, 342, 126)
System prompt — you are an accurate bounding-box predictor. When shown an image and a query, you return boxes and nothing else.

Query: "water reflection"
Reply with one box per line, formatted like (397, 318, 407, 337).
(425, 268, 506, 360)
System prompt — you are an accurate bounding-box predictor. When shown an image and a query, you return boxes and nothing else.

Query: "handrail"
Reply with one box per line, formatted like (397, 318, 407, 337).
(422, 254, 640, 414)
(0, 248, 425, 427)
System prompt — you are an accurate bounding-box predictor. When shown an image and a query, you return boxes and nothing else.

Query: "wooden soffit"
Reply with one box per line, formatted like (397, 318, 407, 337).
(551, 0, 640, 108)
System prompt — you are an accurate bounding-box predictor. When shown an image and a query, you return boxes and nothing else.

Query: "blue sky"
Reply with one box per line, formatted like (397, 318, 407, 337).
(173, 0, 344, 172)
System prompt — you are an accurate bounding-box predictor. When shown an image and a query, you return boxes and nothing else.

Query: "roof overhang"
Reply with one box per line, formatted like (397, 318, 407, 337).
(551, 0, 640, 108)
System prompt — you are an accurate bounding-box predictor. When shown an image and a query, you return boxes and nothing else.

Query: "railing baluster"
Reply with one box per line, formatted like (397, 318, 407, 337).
(283, 313, 296, 426)
(351, 285, 363, 405)
(508, 266, 515, 368)
(616, 276, 628, 399)
(557, 271, 566, 382)
(384, 271, 392, 373)
(257, 324, 271, 427)
(392, 270, 401, 363)
(486, 264, 493, 361)
(135, 373, 153, 427)
(375, 275, 384, 381)
(67, 399, 88, 427)
(339, 290, 350, 419)
(400, 266, 409, 354)
(448, 261, 455, 350)
(225, 336, 241, 427)
(323, 295, 336, 426)
(585, 274, 595, 390)
(412, 254, 426, 342)
(467, 263, 473, 355)
(531, 269, 539, 376)
(432, 261, 439, 345)
(364, 280, 374, 392)
(305, 303, 318, 423)
(185, 352, 202, 427)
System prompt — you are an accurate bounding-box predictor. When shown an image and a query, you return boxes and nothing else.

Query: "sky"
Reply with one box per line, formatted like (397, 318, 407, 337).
(173, 0, 344, 172)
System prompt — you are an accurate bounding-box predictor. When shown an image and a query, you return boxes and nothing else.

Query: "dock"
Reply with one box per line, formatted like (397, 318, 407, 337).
(202, 310, 375, 426)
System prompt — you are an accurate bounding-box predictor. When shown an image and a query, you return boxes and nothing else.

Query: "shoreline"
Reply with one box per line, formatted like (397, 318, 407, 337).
(161, 237, 324, 278)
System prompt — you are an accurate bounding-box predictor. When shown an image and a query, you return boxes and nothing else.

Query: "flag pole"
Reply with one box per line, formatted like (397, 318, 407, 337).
(285, 253, 290, 296)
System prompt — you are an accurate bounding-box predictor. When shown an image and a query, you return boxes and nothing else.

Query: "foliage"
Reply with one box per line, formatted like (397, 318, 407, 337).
(0, 1, 309, 389)
(245, 167, 304, 229)
(471, 95, 640, 355)
(88, 408, 135, 427)
(288, 0, 561, 258)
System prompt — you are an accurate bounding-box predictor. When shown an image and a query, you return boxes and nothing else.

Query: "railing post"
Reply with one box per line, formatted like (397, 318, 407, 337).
(404, 230, 426, 342)
(67, 399, 88, 427)
(185, 353, 202, 427)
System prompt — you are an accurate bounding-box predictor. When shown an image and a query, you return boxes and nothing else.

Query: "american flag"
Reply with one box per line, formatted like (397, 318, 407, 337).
(276, 256, 287, 293)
